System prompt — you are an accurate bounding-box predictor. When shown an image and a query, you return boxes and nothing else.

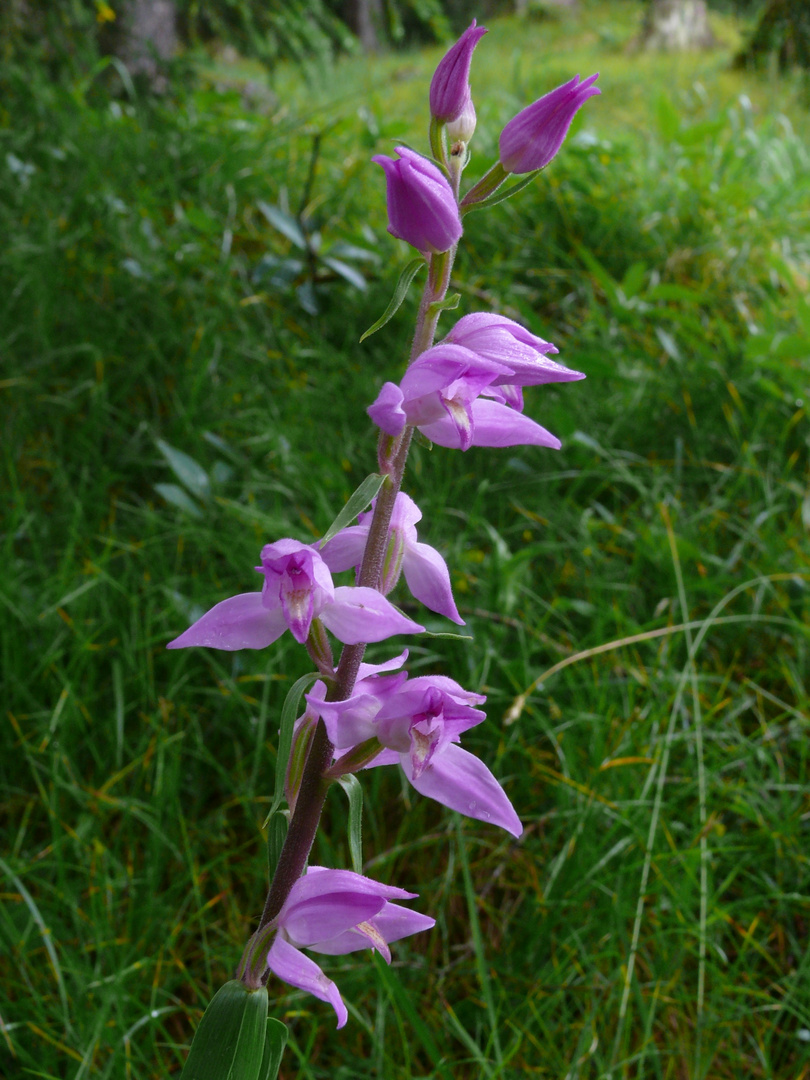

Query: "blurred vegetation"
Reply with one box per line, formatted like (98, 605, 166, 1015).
(1, 1, 809, 1078)
(734, 0, 810, 71)
(0, 0, 452, 90)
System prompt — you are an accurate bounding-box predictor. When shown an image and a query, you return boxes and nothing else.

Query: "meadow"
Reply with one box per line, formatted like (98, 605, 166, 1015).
(2, 2, 810, 1076)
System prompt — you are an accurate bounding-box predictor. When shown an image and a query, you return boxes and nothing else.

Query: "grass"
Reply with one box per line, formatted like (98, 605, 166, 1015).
(2, 1, 810, 1077)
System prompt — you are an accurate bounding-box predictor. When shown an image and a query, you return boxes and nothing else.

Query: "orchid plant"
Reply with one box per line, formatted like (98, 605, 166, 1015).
(172, 21, 599, 1077)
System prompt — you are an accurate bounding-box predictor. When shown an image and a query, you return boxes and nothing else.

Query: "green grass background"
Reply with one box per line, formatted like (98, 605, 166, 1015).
(2, 2, 809, 1076)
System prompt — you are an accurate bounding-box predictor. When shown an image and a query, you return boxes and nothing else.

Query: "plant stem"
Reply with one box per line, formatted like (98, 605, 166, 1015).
(246, 224, 459, 969)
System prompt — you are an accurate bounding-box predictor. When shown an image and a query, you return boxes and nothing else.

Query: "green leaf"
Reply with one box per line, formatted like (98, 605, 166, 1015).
(460, 170, 540, 214)
(266, 812, 288, 884)
(360, 257, 426, 342)
(336, 774, 364, 874)
(266, 673, 319, 824)
(647, 283, 705, 304)
(259, 1018, 288, 1080)
(319, 473, 387, 547)
(328, 241, 380, 264)
(156, 439, 211, 502)
(257, 201, 307, 250)
(180, 981, 269, 1080)
(620, 262, 647, 300)
(154, 483, 204, 518)
(321, 255, 367, 291)
(427, 292, 461, 317)
(655, 93, 681, 142)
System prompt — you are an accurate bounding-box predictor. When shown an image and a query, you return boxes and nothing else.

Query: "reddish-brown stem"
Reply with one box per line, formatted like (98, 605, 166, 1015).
(245, 178, 462, 970)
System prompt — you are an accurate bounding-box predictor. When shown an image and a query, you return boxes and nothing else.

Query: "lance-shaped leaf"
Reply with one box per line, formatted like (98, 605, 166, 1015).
(156, 439, 211, 502)
(360, 257, 425, 342)
(336, 774, 364, 874)
(259, 1018, 288, 1080)
(460, 170, 540, 214)
(319, 473, 387, 548)
(180, 980, 270, 1080)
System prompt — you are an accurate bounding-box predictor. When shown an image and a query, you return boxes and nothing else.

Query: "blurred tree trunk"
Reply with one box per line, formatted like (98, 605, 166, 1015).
(734, 0, 810, 70)
(640, 0, 715, 50)
(109, 0, 178, 91)
(343, 0, 384, 52)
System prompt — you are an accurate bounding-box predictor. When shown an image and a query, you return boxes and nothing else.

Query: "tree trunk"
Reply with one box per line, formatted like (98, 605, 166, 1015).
(639, 0, 715, 51)
(734, 0, 810, 70)
(111, 0, 178, 91)
(343, 0, 384, 53)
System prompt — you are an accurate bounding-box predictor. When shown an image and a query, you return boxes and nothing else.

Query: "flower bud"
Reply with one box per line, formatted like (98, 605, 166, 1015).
(446, 96, 477, 147)
(372, 146, 462, 254)
(499, 73, 600, 174)
(429, 20, 487, 124)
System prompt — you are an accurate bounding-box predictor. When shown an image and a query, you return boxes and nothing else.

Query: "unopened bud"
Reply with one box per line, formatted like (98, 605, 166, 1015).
(447, 96, 477, 148)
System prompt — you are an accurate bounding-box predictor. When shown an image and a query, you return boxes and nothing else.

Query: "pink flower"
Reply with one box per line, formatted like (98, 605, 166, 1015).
(266, 867, 434, 1028)
(312, 665, 523, 838)
(320, 492, 464, 625)
(372, 147, 462, 254)
(499, 74, 600, 174)
(429, 20, 487, 124)
(443, 312, 584, 411)
(166, 539, 424, 651)
(368, 342, 561, 451)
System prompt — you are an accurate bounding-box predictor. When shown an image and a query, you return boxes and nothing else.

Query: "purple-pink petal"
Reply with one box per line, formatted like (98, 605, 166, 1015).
(418, 398, 561, 450)
(282, 892, 387, 947)
(355, 650, 409, 682)
(290, 867, 417, 904)
(400, 344, 510, 397)
(444, 312, 585, 386)
(319, 525, 368, 574)
(466, 399, 561, 448)
(368, 381, 407, 436)
(402, 742, 523, 837)
(361, 747, 401, 769)
(499, 73, 601, 174)
(447, 311, 558, 354)
(320, 586, 424, 643)
(166, 593, 288, 651)
(312, 904, 436, 957)
(429, 20, 487, 123)
(312, 684, 394, 748)
(267, 936, 348, 1029)
(402, 541, 464, 624)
